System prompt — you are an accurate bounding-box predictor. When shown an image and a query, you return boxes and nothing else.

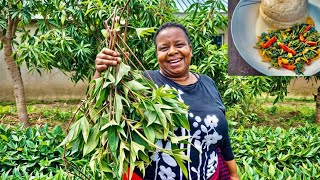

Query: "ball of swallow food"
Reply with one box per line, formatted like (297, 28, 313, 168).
(259, 0, 308, 29)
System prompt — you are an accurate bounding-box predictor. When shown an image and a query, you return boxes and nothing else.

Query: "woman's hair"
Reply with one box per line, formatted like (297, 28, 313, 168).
(153, 22, 191, 48)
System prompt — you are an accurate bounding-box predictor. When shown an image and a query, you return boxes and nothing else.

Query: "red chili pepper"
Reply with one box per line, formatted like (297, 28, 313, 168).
(306, 60, 312, 65)
(305, 41, 317, 46)
(278, 42, 297, 55)
(282, 64, 296, 70)
(299, 34, 305, 42)
(260, 36, 277, 49)
(303, 24, 313, 33)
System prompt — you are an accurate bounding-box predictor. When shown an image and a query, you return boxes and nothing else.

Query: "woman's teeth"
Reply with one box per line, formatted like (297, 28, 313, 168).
(169, 58, 182, 64)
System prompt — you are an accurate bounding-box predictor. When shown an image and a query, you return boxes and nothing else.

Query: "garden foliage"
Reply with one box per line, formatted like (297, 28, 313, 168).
(1, 124, 319, 179)
(232, 125, 320, 179)
(0, 124, 87, 179)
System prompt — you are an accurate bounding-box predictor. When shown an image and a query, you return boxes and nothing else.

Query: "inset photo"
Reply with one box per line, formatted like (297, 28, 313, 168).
(229, 0, 320, 76)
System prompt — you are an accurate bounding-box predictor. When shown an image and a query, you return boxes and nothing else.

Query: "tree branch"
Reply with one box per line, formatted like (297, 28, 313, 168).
(12, 17, 19, 36)
(6, 17, 13, 39)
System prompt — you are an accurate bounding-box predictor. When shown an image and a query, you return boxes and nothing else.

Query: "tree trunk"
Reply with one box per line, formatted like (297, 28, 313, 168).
(316, 86, 320, 126)
(2, 38, 30, 127)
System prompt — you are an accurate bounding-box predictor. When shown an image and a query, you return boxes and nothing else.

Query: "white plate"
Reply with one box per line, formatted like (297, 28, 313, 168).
(231, 0, 320, 76)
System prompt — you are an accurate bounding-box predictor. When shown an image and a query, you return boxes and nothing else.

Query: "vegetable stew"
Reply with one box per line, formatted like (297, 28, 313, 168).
(256, 23, 320, 75)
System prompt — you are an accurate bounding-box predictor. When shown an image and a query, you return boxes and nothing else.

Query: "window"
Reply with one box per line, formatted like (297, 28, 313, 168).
(212, 34, 224, 47)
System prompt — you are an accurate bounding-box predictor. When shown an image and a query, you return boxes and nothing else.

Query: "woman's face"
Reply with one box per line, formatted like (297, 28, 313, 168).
(155, 27, 192, 78)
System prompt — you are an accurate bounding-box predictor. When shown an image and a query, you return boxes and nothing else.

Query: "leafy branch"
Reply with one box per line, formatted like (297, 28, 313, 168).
(60, 1, 191, 179)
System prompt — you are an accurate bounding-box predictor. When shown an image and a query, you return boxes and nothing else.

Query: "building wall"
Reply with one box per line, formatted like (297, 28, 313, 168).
(0, 22, 88, 101)
(0, 58, 87, 101)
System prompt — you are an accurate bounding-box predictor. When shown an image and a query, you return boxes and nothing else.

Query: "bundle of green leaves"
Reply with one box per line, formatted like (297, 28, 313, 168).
(60, 62, 191, 179)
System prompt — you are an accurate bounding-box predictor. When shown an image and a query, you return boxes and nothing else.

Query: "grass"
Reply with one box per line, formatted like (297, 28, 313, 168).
(257, 103, 315, 127)
(0, 99, 81, 106)
(227, 97, 316, 129)
(0, 100, 80, 129)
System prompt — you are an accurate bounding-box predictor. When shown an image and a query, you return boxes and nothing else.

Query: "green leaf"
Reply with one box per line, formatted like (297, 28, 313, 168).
(100, 162, 113, 173)
(89, 155, 96, 172)
(269, 163, 275, 177)
(26, 140, 35, 148)
(154, 104, 167, 126)
(93, 77, 103, 95)
(173, 153, 189, 179)
(163, 110, 173, 126)
(101, 120, 118, 131)
(243, 158, 253, 176)
(81, 116, 90, 143)
(118, 141, 128, 177)
(83, 124, 100, 156)
(59, 120, 81, 146)
(115, 93, 123, 123)
(125, 80, 150, 91)
(115, 62, 130, 85)
(172, 148, 189, 154)
(132, 132, 149, 147)
(135, 27, 156, 39)
(135, 161, 145, 176)
(25, 127, 34, 139)
(95, 88, 106, 108)
(71, 138, 81, 155)
(53, 125, 62, 136)
(101, 29, 109, 38)
(102, 81, 113, 89)
(0, 135, 8, 142)
(17, 1, 23, 10)
(146, 111, 157, 127)
(131, 141, 145, 161)
(61, 14, 66, 25)
(138, 151, 150, 164)
(170, 136, 190, 144)
(108, 126, 119, 153)
(304, 146, 320, 158)
(176, 114, 190, 130)
(89, 108, 100, 124)
(11, 135, 19, 141)
(143, 126, 155, 144)
(103, 71, 115, 83)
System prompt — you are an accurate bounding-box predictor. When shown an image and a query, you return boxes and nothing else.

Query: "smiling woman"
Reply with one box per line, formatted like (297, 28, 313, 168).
(154, 24, 195, 85)
(94, 22, 239, 180)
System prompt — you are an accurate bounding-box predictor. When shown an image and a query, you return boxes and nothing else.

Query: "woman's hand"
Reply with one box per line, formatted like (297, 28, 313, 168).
(93, 48, 122, 79)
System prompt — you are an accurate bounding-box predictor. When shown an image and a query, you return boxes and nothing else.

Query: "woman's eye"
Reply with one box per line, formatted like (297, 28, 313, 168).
(159, 47, 168, 51)
(176, 44, 184, 47)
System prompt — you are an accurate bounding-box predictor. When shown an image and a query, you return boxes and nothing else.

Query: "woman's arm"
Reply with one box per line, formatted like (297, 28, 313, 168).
(225, 159, 240, 180)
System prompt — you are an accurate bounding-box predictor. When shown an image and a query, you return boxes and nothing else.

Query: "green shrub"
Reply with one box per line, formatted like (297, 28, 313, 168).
(1, 123, 319, 179)
(0, 106, 16, 116)
(0, 124, 94, 179)
(231, 125, 320, 179)
(41, 108, 73, 122)
(266, 105, 277, 115)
